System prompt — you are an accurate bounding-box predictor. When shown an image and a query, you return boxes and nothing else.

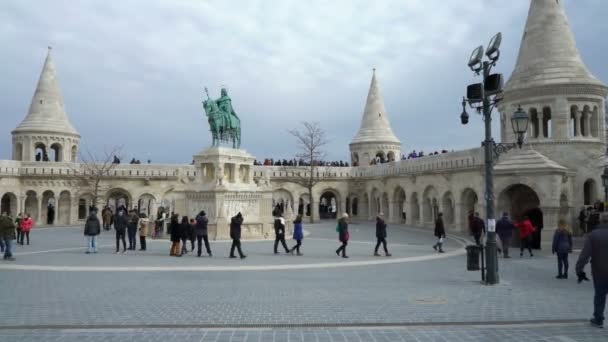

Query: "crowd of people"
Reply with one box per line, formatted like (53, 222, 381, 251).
(254, 158, 349, 167)
(403, 150, 450, 160)
(0, 212, 35, 260)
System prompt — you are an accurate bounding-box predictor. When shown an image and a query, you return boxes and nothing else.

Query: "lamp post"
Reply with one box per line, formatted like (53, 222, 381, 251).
(601, 167, 608, 203)
(460, 33, 529, 285)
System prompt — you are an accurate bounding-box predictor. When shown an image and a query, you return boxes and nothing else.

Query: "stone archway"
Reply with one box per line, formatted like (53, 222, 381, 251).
(583, 179, 597, 205)
(107, 188, 132, 212)
(50, 143, 62, 162)
(58, 191, 71, 225)
(319, 189, 339, 220)
(137, 194, 157, 217)
(393, 187, 406, 223)
(273, 189, 294, 216)
(42, 190, 56, 225)
(460, 188, 478, 232)
(298, 194, 311, 217)
(1, 192, 18, 216)
(24, 191, 39, 222)
(422, 186, 439, 224)
(410, 192, 420, 225)
(497, 184, 542, 248)
(442, 191, 455, 228)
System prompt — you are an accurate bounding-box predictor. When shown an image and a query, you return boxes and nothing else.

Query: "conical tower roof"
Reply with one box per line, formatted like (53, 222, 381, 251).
(504, 0, 605, 92)
(12, 48, 79, 136)
(350, 69, 400, 145)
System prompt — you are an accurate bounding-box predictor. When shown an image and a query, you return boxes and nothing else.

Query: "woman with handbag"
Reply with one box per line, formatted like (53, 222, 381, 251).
(335, 213, 350, 258)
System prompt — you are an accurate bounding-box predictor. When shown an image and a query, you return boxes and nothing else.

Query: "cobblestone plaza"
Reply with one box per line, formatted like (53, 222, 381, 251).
(0, 223, 606, 341)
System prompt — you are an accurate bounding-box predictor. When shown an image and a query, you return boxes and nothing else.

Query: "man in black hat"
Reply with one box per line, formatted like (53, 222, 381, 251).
(576, 212, 608, 328)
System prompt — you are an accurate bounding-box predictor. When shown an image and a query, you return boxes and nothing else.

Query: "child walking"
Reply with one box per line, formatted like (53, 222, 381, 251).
(552, 219, 573, 279)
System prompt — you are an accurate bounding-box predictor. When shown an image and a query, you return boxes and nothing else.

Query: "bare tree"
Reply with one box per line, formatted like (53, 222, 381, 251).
(287, 121, 328, 223)
(69, 146, 123, 210)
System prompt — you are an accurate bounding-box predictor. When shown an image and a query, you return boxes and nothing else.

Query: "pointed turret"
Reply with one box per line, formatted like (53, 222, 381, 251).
(504, 0, 605, 92)
(349, 70, 401, 166)
(351, 69, 400, 144)
(12, 47, 79, 136)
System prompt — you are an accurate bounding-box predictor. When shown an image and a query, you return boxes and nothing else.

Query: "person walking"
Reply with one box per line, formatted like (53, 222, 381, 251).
(180, 216, 190, 255)
(195, 211, 212, 257)
(374, 213, 391, 257)
(19, 213, 33, 245)
(289, 214, 304, 256)
(138, 213, 149, 251)
(169, 214, 182, 257)
(496, 212, 514, 258)
(0, 212, 16, 261)
(335, 213, 350, 258)
(230, 212, 246, 259)
(113, 208, 128, 254)
(83, 208, 101, 254)
(471, 212, 485, 246)
(273, 213, 289, 254)
(127, 209, 139, 250)
(552, 220, 573, 279)
(576, 212, 608, 328)
(433, 212, 446, 253)
(14, 213, 22, 245)
(515, 216, 535, 257)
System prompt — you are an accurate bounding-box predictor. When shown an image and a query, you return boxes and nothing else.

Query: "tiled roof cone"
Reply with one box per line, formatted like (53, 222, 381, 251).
(504, 0, 605, 92)
(350, 69, 400, 145)
(12, 47, 79, 136)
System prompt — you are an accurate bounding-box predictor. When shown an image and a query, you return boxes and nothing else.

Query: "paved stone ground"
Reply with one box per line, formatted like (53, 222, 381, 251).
(0, 222, 606, 341)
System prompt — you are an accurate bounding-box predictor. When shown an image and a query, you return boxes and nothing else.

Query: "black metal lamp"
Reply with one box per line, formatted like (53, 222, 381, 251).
(511, 106, 529, 148)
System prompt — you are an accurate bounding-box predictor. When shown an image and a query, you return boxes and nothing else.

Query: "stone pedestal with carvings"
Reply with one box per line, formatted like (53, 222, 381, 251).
(186, 147, 273, 240)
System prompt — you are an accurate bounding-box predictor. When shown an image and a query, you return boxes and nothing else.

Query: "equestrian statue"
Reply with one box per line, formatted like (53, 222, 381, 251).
(202, 87, 242, 149)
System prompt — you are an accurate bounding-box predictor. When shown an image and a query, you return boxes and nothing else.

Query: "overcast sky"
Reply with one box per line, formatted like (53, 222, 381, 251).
(1, 0, 607, 164)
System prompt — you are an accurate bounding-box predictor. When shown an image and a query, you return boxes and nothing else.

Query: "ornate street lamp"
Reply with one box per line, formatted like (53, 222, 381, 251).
(511, 106, 529, 148)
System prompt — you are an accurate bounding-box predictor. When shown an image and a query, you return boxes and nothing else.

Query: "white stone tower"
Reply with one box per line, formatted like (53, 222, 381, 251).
(349, 69, 401, 166)
(12, 47, 80, 163)
(498, 0, 608, 206)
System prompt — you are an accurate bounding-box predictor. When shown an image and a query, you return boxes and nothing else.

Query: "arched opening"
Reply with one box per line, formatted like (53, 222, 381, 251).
(272, 189, 294, 216)
(529, 108, 539, 138)
(42, 190, 56, 225)
(78, 198, 87, 220)
(24, 191, 39, 223)
(442, 192, 455, 227)
(591, 106, 599, 138)
(410, 192, 420, 225)
(497, 184, 542, 248)
(375, 151, 386, 164)
(422, 186, 439, 223)
(461, 188, 478, 232)
(351, 197, 359, 216)
(34, 142, 49, 162)
(71, 145, 78, 162)
(137, 194, 157, 217)
(351, 152, 359, 167)
(542, 107, 552, 138)
(386, 151, 396, 162)
(319, 190, 338, 219)
(1, 192, 18, 216)
(107, 188, 131, 212)
(581, 106, 589, 137)
(570, 106, 579, 137)
(58, 191, 71, 225)
(584, 179, 597, 205)
(298, 195, 311, 217)
(50, 143, 62, 162)
(14, 143, 23, 161)
(393, 187, 406, 223)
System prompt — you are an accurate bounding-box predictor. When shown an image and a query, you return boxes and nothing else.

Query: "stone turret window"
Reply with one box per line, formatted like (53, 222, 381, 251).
(13, 142, 23, 161)
(542, 107, 552, 138)
(71, 145, 78, 162)
(50, 143, 62, 162)
(590, 106, 599, 137)
(34, 143, 49, 162)
(529, 108, 539, 138)
(581, 106, 589, 137)
(570, 106, 579, 137)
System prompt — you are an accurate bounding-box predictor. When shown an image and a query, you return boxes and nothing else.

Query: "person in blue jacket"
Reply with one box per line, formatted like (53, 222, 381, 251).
(553, 219, 573, 279)
(289, 214, 304, 256)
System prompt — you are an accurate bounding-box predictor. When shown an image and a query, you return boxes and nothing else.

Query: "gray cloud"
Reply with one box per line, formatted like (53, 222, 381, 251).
(0, 0, 606, 163)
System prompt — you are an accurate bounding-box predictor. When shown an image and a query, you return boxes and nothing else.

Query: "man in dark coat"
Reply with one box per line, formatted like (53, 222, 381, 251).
(114, 208, 128, 254)
(127, 210, 139, 250)
(195, 211, 212, 257)
(273, 213, 289, 254)
(84, 209, 101, 254)
(0, 212, 16, 261)
(471, 212, 485, 246)
(496, 212, 514, 258)
(576, 212, 608, 328)
(433, 213, 446, 253)
(229, 212, 246, 259)
(374, 213, 391, 256)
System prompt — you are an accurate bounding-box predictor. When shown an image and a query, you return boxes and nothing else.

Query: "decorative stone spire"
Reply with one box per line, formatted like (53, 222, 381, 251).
(504, 0, 604, 92)
(351, 69, 400, 144)
(13, 47, 79, 136)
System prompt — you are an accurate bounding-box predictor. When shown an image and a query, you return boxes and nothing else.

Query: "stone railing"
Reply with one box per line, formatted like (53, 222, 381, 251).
(252, 166, 354, 179)
(0, 160, 21, 176)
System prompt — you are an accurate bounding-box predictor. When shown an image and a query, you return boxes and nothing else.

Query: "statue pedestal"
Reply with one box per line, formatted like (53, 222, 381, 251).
(186, 147, 273, 240)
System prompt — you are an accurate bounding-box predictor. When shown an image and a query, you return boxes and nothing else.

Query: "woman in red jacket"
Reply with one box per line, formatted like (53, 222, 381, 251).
(19, 213, 34, 245)
(515, 216, 535, 257)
